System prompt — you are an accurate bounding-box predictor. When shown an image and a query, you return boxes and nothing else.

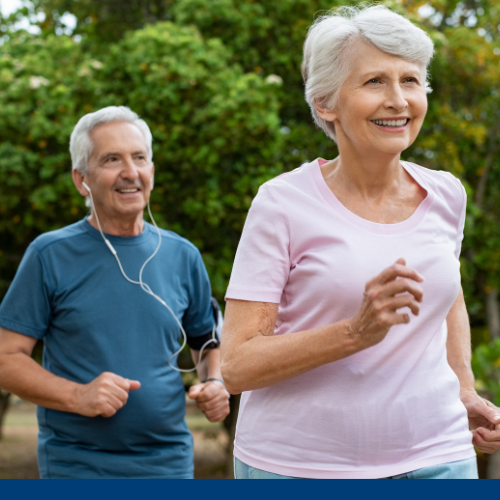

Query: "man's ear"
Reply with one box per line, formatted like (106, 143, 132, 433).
(314, 98, 337, 123)
(72, 169, 90, 197)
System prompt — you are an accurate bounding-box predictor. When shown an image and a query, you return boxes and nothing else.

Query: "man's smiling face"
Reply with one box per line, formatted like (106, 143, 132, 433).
(85, 121, 154, 222)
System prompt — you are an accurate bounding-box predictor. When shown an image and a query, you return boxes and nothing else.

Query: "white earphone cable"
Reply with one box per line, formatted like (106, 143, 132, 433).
(85, 185, 217, 373)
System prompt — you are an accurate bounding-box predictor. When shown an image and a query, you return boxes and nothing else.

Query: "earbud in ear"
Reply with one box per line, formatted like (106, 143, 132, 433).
(82, 182, 91, 192)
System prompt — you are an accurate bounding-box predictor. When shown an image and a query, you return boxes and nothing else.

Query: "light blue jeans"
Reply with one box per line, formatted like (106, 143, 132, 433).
(234, 456, 478, 479)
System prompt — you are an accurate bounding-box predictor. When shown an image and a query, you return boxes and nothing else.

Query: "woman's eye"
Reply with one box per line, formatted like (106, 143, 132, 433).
(367, 78, 380, 85)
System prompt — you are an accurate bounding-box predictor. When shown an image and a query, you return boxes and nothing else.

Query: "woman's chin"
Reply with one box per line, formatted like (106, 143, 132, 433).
(367, 137, 413, 157)
(342, 133, 414, 158)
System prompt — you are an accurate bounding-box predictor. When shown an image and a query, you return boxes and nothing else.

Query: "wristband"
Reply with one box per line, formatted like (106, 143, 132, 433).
(202, 377, 225, 387)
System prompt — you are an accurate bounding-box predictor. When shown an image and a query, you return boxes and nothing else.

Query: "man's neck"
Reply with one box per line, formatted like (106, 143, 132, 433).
(87, 212, 145, 237)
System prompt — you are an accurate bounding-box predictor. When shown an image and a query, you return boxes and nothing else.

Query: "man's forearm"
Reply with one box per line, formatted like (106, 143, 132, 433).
(446, 288, 476, 394)
(0, 352, 79, 412)
(205, 348, 223, 380)
(192, 348, 222, 383)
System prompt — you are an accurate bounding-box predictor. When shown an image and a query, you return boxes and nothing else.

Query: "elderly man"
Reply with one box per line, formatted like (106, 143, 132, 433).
(0, 106, 229, 478)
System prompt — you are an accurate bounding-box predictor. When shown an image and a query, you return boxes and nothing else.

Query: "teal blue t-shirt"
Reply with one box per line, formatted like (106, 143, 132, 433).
(0, 218, 215, 478)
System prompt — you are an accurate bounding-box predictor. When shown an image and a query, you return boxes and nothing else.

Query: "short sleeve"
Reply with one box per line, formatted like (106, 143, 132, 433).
(225, 184, 290, 303)
(0, 244, 52, 339)
(455, 181, 467, 260)
(182, 249, 214, 339)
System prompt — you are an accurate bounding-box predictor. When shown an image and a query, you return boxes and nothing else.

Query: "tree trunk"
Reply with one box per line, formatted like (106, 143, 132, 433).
(487, 449, 500, 479)
(486, 289, 500, 340)
(475, 146, 500, 342)
(0, 390, 11, 440)
(223, 394, 240, 479)
(474, 151, 494, 208)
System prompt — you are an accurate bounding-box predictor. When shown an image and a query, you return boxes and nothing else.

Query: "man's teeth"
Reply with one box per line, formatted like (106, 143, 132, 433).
(118, 188, 139, 193)
(372, 119, 408, 127)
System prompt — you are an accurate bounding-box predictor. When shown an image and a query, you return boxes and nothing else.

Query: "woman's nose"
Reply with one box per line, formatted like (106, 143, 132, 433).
(384, 84, 408, 112)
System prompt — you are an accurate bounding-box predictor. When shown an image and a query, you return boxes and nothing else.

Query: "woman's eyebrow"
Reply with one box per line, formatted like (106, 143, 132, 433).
(358, 69, 421, 80)
(358, 70, 387, 79)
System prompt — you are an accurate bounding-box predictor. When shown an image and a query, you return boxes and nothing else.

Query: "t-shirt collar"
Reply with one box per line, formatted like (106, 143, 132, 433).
(82, 217, 153, 246)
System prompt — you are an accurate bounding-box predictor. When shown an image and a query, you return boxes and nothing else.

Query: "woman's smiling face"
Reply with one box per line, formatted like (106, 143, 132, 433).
(317, 40, 428, 156)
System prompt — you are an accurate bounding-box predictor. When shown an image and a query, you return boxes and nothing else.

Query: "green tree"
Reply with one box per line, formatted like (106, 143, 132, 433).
(169, 0, 500, 340)
(99, 22, 283, 295)
(400, 0, 500, 341)
(0, 5, 282, 451)
(19, 0, 173, 43)
(2, 0, 500, 450)
(0, 22, 282, 302)
(473, 339, 500, 406)
(0, 32, 97, 299)
(27, 0, 342, 169)
(33, 0, 500, 338)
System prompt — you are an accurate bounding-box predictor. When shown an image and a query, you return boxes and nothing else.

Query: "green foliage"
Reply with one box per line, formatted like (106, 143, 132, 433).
(28, 0, 174, 43)
(171, 0, 344, 176)
(472, 339, 500, 406)
(0, 22, 282, 300)
(0, 32, 98, 297)
(408, 6, 500, 322)
(1, 0, 500, 331)
(103, 22, 283, 296)
(30, 0, 345, 165)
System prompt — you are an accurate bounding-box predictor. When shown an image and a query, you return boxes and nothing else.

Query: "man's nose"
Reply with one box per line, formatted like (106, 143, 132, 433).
(120, 157, 140, 180)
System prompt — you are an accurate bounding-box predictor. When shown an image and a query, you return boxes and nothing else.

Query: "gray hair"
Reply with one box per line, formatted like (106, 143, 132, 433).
(302, 5, 434, 141)
(70, 105, 153, 175)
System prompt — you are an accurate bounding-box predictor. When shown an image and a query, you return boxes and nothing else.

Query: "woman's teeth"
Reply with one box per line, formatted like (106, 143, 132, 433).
(372, 119, 408, 127)
(118, 188, 139, 193)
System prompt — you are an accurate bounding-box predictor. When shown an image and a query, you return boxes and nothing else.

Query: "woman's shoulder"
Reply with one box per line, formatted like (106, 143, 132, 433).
(263, 162, 310, 187)
(257, 161, 316, 203)
(404, 161, 466, 203)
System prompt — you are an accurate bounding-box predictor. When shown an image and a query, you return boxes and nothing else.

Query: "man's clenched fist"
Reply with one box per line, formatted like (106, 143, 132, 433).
(72, 372, 141, 418)
(188, 381, 230, 422)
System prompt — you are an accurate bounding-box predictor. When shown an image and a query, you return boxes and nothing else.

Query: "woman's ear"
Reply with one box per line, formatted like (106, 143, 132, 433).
(314, 98, 337, 123)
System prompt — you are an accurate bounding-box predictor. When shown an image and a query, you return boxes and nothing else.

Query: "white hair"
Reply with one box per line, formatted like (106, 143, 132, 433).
(302, 5, 434, 141)
(69, 105, 153, 175)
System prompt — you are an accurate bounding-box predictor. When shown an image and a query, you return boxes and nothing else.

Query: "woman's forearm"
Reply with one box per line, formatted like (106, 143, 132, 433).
(222, 264, 423, 394)
(446, 288, 475, 394)
(221, 304, 358, 394)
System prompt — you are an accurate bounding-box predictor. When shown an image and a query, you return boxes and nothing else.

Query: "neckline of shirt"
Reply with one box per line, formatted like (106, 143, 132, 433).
(82, 217, 154, 246)
(308, 158, 435, 236)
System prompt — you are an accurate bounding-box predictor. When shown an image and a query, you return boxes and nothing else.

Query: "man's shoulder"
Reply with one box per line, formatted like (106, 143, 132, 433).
(148, 223, 201, 259)
(31, 219, 89, 254)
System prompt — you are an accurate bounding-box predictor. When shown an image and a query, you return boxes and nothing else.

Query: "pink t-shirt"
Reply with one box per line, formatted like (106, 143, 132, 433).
(225, 159, 475, 479)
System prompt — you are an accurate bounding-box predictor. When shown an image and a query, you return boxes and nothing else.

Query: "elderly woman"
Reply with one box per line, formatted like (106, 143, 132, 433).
(221, 5, 500, 479)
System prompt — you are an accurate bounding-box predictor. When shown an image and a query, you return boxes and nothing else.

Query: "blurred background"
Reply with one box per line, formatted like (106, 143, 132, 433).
(0, 0, 500, 479)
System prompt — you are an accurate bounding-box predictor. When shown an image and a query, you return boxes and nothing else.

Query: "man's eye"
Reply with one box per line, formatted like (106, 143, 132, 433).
(367, 78, 380, 84)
